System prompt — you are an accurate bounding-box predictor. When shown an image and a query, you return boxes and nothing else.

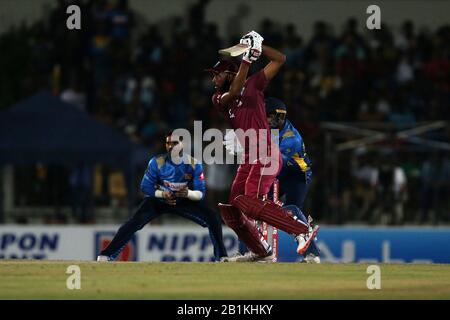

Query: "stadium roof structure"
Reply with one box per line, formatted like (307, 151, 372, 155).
(0, 91, 150, 214)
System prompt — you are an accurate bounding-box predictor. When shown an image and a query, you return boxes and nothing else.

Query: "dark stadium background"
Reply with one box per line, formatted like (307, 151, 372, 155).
(0, 0, 448, 227)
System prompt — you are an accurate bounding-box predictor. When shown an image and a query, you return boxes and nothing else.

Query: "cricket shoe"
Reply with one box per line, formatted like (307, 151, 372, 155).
(96, 255, 112, 262)
(296, 224, 320, 255)
(219, 252, 242, 262)
(226, 251, 275, 263)
(303, 253, 321, 264)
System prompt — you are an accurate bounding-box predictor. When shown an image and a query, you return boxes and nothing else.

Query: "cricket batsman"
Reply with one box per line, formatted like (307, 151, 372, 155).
(206, 31, 319, 262)
(237, 97, 321, 263)
(97, 132, 228, 262)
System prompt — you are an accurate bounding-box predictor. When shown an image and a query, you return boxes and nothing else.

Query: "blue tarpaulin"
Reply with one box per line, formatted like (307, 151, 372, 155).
(0, 91, 150, 218)
(0, 91, 148, 166)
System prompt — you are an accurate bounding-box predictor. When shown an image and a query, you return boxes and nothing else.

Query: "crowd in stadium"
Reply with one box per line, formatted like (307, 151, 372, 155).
(0, 0, 448, 224)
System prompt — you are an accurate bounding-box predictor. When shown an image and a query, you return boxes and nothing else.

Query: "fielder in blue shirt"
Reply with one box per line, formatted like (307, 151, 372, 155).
(97, 132, 228, 262)
(266, 97, 320, 263)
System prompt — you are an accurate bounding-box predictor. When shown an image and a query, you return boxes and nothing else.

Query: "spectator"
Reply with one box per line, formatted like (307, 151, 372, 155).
(69, 164, 93, 223)
(1, 3, 449, 225)
(368, 157, 407, 225)
(61, 75, 87, 111)
(420, 154, 441, 223)
(352, 154, 378, 222)
(225, 3, 251, 43)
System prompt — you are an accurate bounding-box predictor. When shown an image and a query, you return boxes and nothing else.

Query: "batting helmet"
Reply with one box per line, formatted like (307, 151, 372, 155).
(205, 60, 238, 75)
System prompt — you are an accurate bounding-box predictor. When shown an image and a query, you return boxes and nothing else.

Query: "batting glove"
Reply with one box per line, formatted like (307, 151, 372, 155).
(223, 130, 244, 156)
(241, 30, 264, 51)
(245, 30, 264, 44)
(240, 34, 262, 64)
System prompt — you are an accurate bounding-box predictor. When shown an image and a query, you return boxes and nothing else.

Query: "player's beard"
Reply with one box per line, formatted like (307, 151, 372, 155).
(216, 74, 233, 92)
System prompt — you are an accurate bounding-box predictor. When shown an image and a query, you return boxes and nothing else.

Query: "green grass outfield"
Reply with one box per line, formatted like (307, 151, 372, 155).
(1, 261, 450, 299)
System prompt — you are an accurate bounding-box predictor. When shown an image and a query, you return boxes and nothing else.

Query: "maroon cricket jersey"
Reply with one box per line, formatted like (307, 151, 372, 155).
(212, 70, 272, 156)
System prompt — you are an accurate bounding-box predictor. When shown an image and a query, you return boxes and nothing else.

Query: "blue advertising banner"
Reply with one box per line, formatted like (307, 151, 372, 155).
(1, 226, 449, 263)
(278, 227, 450, 263)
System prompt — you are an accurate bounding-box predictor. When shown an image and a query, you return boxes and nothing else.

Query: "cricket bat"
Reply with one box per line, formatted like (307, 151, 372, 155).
(219, 44, 250, 57)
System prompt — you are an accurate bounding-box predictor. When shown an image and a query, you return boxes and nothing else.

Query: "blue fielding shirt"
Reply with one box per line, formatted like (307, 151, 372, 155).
(140, 153, 206, 200)
(278, 119, 312, 180)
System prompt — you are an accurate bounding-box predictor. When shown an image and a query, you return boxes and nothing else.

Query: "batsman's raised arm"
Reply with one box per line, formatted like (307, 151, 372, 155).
(212, 31, 264, 107)
(262, 44, 286, 81)
(221, 61, 250, 105)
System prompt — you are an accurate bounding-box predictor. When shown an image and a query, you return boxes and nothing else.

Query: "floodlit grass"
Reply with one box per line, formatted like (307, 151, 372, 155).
(0, 261, 449, 299)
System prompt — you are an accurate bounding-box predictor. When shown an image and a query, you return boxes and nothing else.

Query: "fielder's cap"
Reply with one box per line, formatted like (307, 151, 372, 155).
(265, 97, 287, 115)
(205, 60, 238, 75)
